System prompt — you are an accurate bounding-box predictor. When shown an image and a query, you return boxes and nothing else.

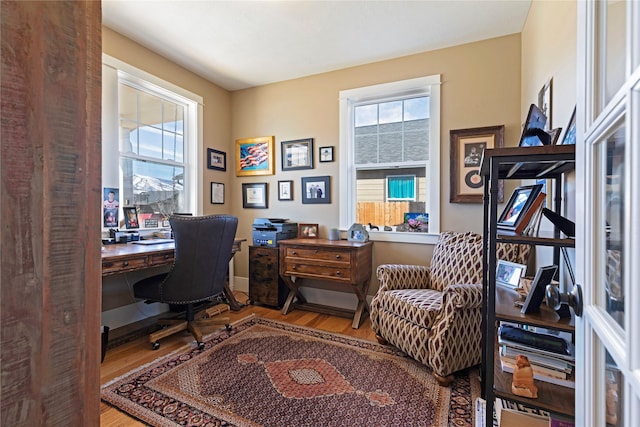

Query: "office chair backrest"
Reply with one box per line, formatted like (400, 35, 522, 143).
(161, 214, 238, 303)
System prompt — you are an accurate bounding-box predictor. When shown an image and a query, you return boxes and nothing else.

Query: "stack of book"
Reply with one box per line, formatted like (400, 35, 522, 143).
(498, 322, 575, 389)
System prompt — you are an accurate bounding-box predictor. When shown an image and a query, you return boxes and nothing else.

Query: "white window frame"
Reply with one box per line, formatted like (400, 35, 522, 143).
(339, 75, 441, 244)
(102, 54, 204, 227)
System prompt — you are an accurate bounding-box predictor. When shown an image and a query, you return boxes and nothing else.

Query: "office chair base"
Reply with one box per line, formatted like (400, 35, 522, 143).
(147, 315, 231, 350)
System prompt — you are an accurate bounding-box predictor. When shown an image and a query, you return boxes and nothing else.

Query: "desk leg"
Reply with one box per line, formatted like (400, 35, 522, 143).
(281, 276, 307, 315)
(351, 280, 371, 329)
(223, 283, 242, 311)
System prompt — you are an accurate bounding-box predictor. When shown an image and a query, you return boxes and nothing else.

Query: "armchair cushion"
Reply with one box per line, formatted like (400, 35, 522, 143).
(429, 231, 483, 291)
(376, 288, 442, 330)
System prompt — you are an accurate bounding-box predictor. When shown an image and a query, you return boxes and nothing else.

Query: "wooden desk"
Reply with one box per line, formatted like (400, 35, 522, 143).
(101, 238, 246, 310)
(278, 238, 373, 328)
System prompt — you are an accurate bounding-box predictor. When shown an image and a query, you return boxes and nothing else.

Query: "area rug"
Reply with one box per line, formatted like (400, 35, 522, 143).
(101, 316, 480, 426)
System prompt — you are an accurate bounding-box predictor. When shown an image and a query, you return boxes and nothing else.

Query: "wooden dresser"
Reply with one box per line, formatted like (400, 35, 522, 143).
(278, 238, 373, 328)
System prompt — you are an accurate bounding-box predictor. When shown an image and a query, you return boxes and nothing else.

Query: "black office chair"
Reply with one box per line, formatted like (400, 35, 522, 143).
(133, 214, 238, 350)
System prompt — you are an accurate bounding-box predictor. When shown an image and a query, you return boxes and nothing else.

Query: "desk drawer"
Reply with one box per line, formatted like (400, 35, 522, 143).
(284, 263, 352, 281)
(150, 252, 174, 266)
(102, 256, 148, 274)
(284, 247, 351, 263)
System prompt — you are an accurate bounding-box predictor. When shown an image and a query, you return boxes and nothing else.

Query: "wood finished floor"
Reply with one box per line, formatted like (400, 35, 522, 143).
(100, 293, 378, 426)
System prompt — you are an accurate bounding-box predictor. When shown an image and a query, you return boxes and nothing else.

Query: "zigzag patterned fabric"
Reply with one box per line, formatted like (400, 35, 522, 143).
(370, 231, 530, 380)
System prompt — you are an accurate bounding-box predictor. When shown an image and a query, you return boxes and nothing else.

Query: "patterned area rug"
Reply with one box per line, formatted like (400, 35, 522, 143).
(101, 316, 480, 426)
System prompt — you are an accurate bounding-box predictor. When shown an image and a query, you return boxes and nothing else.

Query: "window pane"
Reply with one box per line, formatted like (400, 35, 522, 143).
(120, 157, 186, 226)
(120, 119, 138, 153)
(355, 104, 377, 127)
(138, 125, 163, 158)
(137, 90, 163, 129)
(356, 168, 425, 227)
(603, 125, 625, 328)
(602, 350, 624, 426)
(379, 100, 402, 124)
(404, 97, 429, 120)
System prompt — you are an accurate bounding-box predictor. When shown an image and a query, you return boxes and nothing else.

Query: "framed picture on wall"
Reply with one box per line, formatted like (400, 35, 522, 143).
(207, 148, 226, 171)
(301, 175, 330, 204)
(242, 182, 268, 209)
(235, 136, 275, 176)
(281, 138, 314, 171)
(450, 125, 504, 203)
(210, 182, 224, 204)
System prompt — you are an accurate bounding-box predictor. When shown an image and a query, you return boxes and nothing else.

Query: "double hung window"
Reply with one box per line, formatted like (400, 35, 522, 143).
(339, 75, 441, 243)
(102, 55, 202, 230)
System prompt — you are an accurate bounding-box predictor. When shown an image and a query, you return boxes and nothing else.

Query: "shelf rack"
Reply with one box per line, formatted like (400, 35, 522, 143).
(480, 145, 576, 425)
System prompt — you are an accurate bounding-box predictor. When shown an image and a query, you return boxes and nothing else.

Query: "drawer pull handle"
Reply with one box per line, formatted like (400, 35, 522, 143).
(335, 271, 342, 276)
(314, 250, 318, 254)
(291, 251, 297, 255)
(123, 261, 129, 267)
(291, 265, 297, 270)
(335, 255, 341, 259)
(164, 255, 170, 260)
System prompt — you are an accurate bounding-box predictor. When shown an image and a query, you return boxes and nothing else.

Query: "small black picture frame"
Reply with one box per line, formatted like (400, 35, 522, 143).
(207, 148, 226, 171)
(319, 146, 334, 162)
(242, 182, 268, 209)
(518, 104, 549, 147)
(210, 182, 224, 204)
(123, 207, 139, 229)
(497, 184, 543, 231)
(521, 265, 558, 314)
(301, 175, 330, 204)
(278, 180, 293, 201)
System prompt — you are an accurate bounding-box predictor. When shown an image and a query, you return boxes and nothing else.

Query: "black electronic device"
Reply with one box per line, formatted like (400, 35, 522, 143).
(521, 265, 558, 314)
(542, 208, 575, 237)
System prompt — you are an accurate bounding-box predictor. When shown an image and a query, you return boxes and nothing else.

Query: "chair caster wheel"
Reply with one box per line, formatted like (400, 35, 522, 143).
(225, 324, 232, 332)
(197, 342, 205, 351)
(152, 342, 160, 350)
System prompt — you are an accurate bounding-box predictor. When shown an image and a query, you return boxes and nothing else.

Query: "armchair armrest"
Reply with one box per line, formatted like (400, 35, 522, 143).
(376, 264, 431, 292)
(442, 283, 483, 309)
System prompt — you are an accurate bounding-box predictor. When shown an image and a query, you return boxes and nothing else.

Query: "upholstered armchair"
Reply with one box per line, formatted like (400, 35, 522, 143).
(370, 231, 530, 385)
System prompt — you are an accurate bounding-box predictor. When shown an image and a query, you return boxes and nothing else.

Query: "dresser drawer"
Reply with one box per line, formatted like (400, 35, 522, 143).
(284, 262, 352, 281)
(284, 247, 351, 263)
(149, 252, 174, 266)
(102, 256, 148, 274)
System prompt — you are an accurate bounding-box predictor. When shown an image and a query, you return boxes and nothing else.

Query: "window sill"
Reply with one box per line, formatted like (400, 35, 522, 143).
(362, 230, 440, 245)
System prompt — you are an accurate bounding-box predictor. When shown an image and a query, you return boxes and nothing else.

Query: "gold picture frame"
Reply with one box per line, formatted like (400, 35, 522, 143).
(235, 136, 275, 177)
(450, 125, 504, 203)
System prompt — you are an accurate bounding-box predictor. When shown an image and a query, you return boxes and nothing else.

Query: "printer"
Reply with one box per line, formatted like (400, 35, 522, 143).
(252, 218, 298, 247)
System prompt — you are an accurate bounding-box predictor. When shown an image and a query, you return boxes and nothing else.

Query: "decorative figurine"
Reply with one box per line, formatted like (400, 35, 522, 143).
(511, 354, 538, 399)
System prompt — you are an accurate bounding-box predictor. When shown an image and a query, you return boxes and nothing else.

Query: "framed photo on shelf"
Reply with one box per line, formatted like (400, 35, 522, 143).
(207, 148, 226, 171)
(123, 207, 139, 229)
(521, 265, 558, 314)
(210, 182, 224, 204)
(497, 184, 544, 233)
(449, 125, 504, 203)
(278, 180, 293, 201)
(235, 136, 275, 177)
(242, 182, 268, 209)
(496, 260, 527, 289)
(301, 175, 330, 204)
(559, 106, 576, 145)
(281, 138, 313, 171)
(298, 223, 318, 238)
(319, 146, 334, 162)
(518, 104, 549, 146)
(537, 78, 553, 131)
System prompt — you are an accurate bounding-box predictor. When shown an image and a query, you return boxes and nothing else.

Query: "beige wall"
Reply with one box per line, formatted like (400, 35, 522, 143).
(230, 34, 522, 280)
(102, 27, 234, 216)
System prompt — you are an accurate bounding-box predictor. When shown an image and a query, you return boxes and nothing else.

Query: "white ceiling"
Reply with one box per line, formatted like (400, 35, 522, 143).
(102, 0, 531, 91)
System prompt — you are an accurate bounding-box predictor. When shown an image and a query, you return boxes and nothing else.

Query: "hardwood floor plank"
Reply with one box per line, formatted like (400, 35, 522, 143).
(100, 298, 378, 425)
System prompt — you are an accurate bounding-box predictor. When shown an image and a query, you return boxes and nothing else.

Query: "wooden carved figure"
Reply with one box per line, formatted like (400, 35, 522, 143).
(511, 354, 538, 399)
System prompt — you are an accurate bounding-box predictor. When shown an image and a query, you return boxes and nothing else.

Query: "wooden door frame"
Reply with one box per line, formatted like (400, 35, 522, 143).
(1, 2, 102, 424)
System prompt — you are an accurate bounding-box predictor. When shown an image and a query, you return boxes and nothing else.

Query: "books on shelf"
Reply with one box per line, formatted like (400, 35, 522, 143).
(498, 322, 575, 389)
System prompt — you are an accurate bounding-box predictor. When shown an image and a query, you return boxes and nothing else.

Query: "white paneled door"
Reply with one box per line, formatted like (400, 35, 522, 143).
(576, 1, 640, 426)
